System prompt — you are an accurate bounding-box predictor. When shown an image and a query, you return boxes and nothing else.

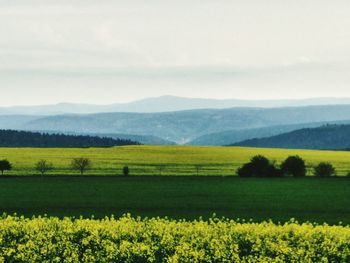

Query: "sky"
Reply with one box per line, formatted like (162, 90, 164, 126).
(0, 0, 350, 106)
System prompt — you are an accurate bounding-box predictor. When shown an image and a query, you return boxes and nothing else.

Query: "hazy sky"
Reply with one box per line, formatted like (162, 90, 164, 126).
(1, 0, 350, 106)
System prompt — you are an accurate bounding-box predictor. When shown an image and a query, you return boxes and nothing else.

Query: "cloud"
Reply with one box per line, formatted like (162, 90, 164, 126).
(0, 0, 350, 105)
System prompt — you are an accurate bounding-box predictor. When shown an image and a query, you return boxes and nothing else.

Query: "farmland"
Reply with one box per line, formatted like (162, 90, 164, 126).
(0, 145, 350, 224)
(0, 215, 349, 262)
(0, 146, 350, 261)
(0, 177, 349, 224)
(1, 145, 350, 176)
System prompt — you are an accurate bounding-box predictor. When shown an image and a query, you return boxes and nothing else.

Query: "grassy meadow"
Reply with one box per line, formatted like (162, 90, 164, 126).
(1, 145, 350, 176)
(0, 176, 349, 224)
(0, 145, 349, 223)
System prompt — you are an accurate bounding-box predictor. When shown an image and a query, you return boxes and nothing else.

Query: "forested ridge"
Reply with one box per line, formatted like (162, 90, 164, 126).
(234, 124, 350, 150)
(0, 130, 139, 147)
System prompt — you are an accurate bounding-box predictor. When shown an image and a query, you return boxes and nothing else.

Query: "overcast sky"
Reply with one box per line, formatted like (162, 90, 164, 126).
(1, 0, 350, 106)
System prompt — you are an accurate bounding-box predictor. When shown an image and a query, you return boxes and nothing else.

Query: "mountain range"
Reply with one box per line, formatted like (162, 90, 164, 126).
(188, 119, 350, 146)
(2, 104, 350, 144)
(3, 96, 350, 115)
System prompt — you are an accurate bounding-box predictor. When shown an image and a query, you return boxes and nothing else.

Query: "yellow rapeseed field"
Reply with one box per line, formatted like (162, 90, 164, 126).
(0, 215, 348, 262)
(0, 145, 350, 176)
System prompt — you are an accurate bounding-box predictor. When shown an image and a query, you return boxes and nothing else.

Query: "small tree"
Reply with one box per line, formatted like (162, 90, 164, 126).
(123, 166, 130, 176)
(0, 159, 12, 175)
(237, 155, 281, 177)
(281, 156, 306, 177)
(314, 162, 336, 177)
(35, 160, 53, 176)
(71, 158, 92, 175)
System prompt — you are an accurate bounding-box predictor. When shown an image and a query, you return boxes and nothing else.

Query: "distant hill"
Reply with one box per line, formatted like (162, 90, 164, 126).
(91, 133, 176, 145)
(2, 96, 350, 115)
(3, 105, 350, 144)
(0, 130, 140, 148)
(189, 120, 350, 146)
(50, 132, 176, 145)
(233, 124, 350, 150)
(15, 105, 350, 143)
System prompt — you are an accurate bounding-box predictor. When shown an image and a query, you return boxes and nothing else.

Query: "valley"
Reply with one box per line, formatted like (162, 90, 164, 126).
(3, 104, 350, 145)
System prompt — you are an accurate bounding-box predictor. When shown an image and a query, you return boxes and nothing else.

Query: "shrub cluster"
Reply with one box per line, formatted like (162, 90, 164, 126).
(0, 215, 348, 262)
(0, 156, 343, 177)
(314, 162, 336, 177)
(237, 155, 337, 177)
(237, 155, 281, 177)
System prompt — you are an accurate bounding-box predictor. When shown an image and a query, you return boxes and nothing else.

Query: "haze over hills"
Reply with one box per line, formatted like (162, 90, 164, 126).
(2, 96, 350, 115)
(233, 124, 350, 150)
(188, 120, 350, 146)
(40, 131, 176, 146)
(2, 105, 350, 144)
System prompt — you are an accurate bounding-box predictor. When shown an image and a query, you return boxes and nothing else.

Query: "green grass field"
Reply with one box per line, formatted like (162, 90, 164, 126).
(1, 145, 350, 176)
(0, 146, 349, 224)
(0, 146, 350, 175)
(0, 177, 349, 224)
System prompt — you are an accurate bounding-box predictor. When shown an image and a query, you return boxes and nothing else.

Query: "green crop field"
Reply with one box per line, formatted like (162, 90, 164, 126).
(0, 145, 350, 176)
(0, 146, 349, 261)
(0, 177, 349, 224)
(0, 145, 349, 223)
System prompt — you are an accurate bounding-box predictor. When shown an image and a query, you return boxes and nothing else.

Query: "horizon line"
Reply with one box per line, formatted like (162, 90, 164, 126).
(1, 95, 350, 108)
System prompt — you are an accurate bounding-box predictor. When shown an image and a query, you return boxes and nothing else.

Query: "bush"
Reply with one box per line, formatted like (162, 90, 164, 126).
(314, 162, 336, 177)
(281, 155, 306, 177)
(0, 159, 12, 175)
(237, 155, 281, 177)
(123, 166, 130, 176)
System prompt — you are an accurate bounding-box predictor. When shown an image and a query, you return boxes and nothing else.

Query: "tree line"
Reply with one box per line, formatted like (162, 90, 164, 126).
(0, 155, 345, 177)
(0, 158, 130, 176)
(237, 155, 338, 177)
(0, 130, 140, 147)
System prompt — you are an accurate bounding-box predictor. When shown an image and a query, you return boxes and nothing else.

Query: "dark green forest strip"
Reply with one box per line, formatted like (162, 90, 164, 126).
(0, 129, 139, 147)
(0, 177, 349, 224)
